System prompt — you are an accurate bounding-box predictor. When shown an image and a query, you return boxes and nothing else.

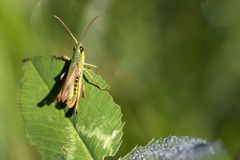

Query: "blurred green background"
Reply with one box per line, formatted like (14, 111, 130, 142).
(1, 0, 240, 159)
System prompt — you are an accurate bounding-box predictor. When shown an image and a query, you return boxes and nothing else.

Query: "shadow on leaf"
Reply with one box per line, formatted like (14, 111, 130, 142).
(37, 58, 71, 116)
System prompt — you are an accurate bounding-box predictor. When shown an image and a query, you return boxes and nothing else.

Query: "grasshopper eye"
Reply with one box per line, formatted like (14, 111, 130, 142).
(73, 47, 76, 51)
(80, 46, 84, 52)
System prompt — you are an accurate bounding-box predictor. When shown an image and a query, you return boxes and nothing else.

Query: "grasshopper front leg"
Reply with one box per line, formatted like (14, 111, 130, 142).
(53, 55, 71, 61)
(54, 55, 71, 80)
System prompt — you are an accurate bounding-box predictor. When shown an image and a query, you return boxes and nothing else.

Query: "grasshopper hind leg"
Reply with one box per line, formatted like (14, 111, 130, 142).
(84, 69, 108, 90)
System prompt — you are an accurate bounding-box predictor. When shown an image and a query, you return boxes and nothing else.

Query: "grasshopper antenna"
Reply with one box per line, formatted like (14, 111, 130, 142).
(53, 15, 78, 44)
(80, 16, 100, 43)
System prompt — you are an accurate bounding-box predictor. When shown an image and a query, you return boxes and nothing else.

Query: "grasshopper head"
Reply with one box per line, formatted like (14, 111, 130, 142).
(73, 43, 85, 55)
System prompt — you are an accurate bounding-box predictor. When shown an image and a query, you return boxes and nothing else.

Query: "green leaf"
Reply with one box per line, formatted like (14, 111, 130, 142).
(121, 136, 232, 160)
(19, 56, 123, 160)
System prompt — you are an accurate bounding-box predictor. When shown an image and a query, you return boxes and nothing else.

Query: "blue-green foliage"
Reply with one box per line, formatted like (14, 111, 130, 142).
(122, 136, 232, 160)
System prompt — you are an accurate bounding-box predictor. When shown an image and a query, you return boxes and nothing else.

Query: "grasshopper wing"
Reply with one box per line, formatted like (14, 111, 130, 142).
(57, 63, 78, 105)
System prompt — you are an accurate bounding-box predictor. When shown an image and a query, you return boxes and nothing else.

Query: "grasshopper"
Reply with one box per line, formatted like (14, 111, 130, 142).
(53, 15, 103, 116)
